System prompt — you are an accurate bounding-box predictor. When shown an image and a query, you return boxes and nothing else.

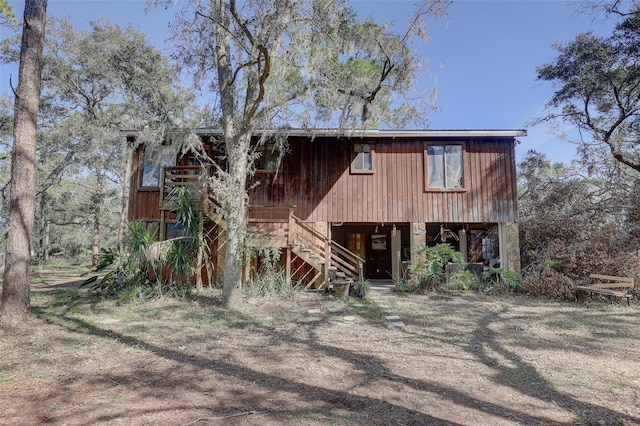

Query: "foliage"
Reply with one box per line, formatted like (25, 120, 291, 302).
(147, 0, 449, 308)
(1, 0, 47, 327)
(245, 245, 299, 301)
(408, 243, 463, 290)
(349, 279, 371, 298)
(84, 246, 149, 300)
(536, 7, 640, 173)
(82, 223, 158, 300)
(83, 186, 207, 301)
(445, 270, 479, 291)
(0, 0, 16, 24)
(1, 18, 195, 268)
(517, 151, 640, 285)
(488, 268, 521, 291)
(519, 262, 577, 300)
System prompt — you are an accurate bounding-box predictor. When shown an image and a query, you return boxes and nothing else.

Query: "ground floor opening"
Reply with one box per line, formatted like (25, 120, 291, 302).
(330, 222, 519, 281)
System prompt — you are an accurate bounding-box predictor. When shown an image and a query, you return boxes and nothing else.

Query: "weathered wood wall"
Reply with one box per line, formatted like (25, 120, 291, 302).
(128, 143, 162, 221)
(249, 136, 518, 224)
(129, 135, 518, 225)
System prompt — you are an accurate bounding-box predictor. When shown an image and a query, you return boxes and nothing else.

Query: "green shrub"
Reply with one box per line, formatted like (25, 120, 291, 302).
(349, 279, 371, 298)
(408, 243, 463, 289)
(482, 267, 522, 292)
(445, 270, 479, 291)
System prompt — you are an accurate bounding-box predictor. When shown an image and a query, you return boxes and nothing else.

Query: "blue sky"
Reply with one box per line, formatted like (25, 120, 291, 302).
(1, 0, 624, 163)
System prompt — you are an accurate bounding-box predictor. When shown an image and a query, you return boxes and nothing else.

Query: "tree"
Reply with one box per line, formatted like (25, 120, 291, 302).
(156, 0, 448, 308)
(517, 150, 640, 287)
(38, 20, 194, 266)
(0, 0, 15, 24)
(536, 7, 640, 173)
(1, 0, 47, 327)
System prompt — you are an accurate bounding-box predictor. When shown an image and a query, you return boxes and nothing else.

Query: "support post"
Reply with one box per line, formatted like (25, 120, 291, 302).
(498, 222, 521, 273)
(409, 222, 427, 281)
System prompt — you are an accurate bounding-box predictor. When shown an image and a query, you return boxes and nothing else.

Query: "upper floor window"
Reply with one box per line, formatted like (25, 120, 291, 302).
(425, 144, 464, 189)
(140, 146, 176, 188)
(351, 143, 374, 174)
(256, 144, 280, 172)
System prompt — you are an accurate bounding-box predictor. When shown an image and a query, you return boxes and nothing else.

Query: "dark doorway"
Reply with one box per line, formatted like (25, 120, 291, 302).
(332, 223, 409, 280)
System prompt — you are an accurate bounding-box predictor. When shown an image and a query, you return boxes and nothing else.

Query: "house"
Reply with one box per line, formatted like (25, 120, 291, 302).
(123, 129, 524, 287)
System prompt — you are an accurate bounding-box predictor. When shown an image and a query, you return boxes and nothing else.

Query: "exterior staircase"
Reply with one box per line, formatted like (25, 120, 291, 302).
(159, 165, 364, 288)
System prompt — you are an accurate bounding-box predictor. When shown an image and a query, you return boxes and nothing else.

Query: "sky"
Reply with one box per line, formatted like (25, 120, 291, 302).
(0, 0, 625, 163)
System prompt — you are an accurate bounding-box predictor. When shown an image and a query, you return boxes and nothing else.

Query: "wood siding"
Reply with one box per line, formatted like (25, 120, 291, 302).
(128, 144, 161, 221)
(249, 136, 517, 224)
(129, 135, 518, 224)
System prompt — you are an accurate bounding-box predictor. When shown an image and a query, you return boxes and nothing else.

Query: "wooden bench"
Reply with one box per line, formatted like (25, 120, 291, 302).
(575, 274, 634, 305)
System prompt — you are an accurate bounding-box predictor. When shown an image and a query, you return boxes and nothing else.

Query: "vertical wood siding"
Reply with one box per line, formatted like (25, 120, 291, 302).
(128, 144, 161, 221)
(130, 136, 518, 224)
(248, 136, 517, 223)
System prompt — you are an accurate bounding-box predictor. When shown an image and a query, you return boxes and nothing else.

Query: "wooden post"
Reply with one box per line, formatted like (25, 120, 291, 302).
(195, 214, 204, 292)
(323, 222, 330, 288)
(285, 247, 291, 282)
(288, 207, 295, 246)
(159, 166, 167, 240)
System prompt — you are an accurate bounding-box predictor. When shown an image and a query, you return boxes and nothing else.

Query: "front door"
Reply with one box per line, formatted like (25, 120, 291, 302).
(347, 232, 366, 261)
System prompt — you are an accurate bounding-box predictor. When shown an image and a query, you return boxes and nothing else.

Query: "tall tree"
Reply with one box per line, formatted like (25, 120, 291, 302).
(1, 0, 47, 327)
(158, 0, 448, 308)
(15, 19, 194, 265)
(536, 6, 640, 173)
(0, 0, 15, 23)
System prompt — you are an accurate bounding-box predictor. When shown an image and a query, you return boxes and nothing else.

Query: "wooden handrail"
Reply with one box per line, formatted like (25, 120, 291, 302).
(330, 240, 365, 265)
(291, 215, 365, 282)
(161, 166, 364, 283)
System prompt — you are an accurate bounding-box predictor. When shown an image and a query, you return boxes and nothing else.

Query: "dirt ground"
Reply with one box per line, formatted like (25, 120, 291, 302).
(1, 270, 640, 425)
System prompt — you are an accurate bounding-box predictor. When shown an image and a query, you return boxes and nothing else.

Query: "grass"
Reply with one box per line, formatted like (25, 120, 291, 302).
(1, 267, 640, 425)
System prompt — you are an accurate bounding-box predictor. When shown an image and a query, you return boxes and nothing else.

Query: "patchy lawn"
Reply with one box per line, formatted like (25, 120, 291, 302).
(1, 270, 640, 425)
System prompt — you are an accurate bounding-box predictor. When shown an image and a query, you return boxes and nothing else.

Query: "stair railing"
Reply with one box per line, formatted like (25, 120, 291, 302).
(291, 216, 365, 282)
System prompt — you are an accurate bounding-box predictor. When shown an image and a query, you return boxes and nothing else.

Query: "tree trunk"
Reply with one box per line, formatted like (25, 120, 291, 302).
(214, 0, 249, 308)
(92, 168, 103, 268)
(38, 193, 49, 263)
(117, 153, 131, 246)
(43, 220, 49, 262)
(1, 0, 47, 327)
(221, 132, 251, 308)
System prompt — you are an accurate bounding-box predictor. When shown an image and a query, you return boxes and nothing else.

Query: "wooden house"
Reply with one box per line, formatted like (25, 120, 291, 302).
(123, 129, 524, 287)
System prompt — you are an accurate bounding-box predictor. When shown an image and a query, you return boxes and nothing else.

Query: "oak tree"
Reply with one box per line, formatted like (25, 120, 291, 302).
(157, 0, 448, 307)
(537, 7, 640, 173)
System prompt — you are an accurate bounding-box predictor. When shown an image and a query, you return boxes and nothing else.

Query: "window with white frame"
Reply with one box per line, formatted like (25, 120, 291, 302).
(425, 144, 463, 189)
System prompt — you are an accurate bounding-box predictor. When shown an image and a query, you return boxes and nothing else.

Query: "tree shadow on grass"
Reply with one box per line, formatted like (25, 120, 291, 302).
(30, 306, 460, 426)
(29, 296, 640, 426)
(465, 307, 639, 425)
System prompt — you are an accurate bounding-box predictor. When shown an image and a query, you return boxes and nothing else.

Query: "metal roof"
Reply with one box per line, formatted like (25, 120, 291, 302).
(119, 128, 526, 139)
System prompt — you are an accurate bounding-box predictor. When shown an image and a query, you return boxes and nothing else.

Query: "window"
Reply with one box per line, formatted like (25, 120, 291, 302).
(256, 144, 279, 172)
(351, 143, 374, 174)
(165, 222, 184, 240)
(425, 144, 463, 189)
(140, 146, 176, 188)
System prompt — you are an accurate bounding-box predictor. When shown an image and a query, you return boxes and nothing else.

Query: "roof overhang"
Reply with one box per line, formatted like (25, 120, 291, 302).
(119, 128, 526, 139)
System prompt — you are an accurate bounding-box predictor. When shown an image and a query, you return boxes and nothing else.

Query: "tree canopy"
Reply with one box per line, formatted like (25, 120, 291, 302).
(152, 0, 449, 307)
(537, 6, 640, 172)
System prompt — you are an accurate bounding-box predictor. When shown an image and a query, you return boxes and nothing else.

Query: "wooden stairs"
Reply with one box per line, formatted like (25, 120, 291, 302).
(158, 165, 364, 288)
